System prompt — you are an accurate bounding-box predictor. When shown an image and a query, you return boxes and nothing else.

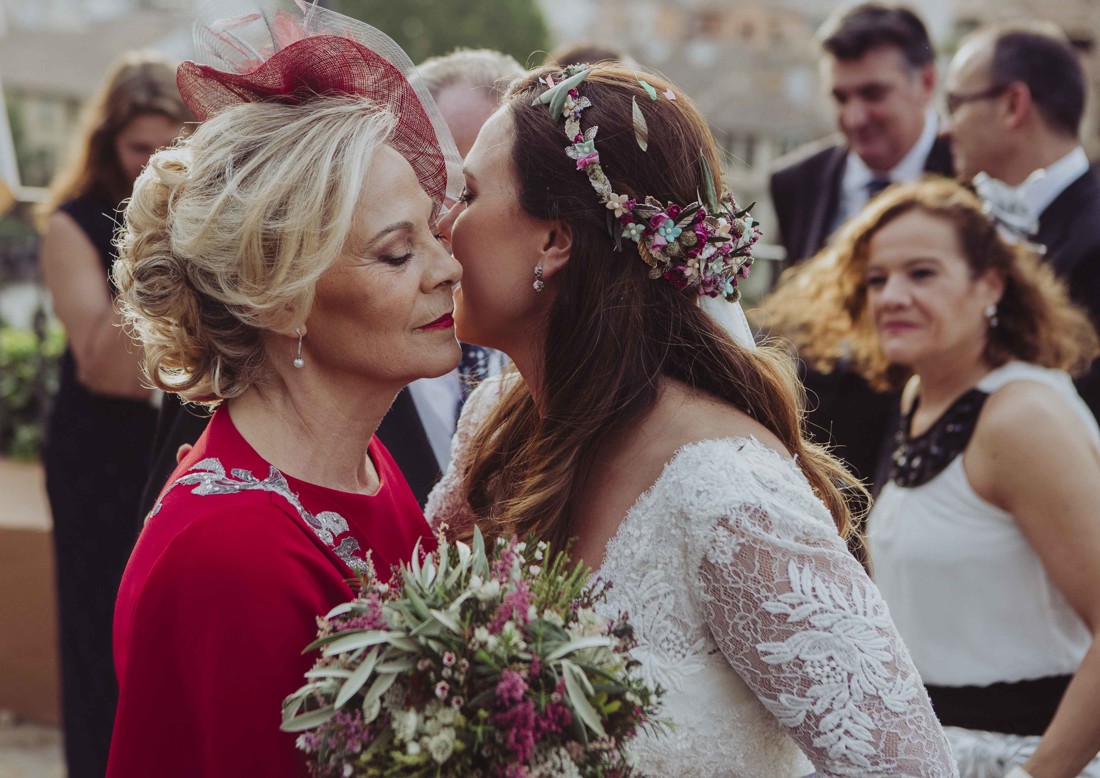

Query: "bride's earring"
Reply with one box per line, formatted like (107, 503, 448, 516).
(984, 303, 998, 329)
(293, 328, 305, 368)
(533, 264, 545, 292)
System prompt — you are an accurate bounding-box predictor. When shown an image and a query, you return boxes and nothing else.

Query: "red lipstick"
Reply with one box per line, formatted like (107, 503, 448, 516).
(418, 312, 454, 331)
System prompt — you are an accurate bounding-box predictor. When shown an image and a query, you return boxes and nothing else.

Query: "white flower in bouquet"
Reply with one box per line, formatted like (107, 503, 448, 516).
(281, 528, 665, 777)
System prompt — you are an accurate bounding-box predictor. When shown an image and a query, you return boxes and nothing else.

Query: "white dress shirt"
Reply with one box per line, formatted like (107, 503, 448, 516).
(1016, 145, 1090, 225)
(836, 109, 940, 227)
(408, 372, 462, 471)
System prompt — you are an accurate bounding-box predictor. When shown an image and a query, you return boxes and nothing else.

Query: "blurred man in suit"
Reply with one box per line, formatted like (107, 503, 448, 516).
(944, 24, 1100, 418)
(771, 3, 952, 267)
(768, 4, 953, 495)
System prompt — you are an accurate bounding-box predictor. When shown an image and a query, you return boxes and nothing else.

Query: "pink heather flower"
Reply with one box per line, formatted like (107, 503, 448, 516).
(435, 681, 450, 700)
(451, 696, 464, 709)
(491, 539, 519, 582)
(494, 698, 536, 763)
(333, 591, 387, 632)
(490, 579, 533, 634)
(541, 702, 573, 737)
(496, 669, 528, 704)
(442, 652, 456, 667)
(312, 709, 374, 763)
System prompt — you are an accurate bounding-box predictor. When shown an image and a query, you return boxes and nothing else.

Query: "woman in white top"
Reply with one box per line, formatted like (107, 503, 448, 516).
(766, 178, 1100, 778)
(431, 63, 957, 776)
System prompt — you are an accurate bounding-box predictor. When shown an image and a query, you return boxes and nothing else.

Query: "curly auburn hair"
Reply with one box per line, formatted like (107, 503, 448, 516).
(762, 177, 1098, 391)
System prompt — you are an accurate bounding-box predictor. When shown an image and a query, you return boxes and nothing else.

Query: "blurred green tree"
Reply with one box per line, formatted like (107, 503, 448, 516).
(332, 0, 550, 67)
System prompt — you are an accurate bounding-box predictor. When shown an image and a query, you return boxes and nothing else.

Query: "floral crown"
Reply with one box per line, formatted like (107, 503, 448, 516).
(534, 65, 760, 302)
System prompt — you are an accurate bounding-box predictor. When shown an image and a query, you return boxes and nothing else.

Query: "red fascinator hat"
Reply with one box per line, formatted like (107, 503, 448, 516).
(177, 0, 462, 207)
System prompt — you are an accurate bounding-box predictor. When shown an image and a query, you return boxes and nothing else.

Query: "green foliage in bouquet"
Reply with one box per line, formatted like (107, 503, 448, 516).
(282, 529, 664, 777)
(0, 323, 64, 459)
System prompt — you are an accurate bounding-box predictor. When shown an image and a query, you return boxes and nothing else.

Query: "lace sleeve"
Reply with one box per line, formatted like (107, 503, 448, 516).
(423, 374, 511, 536)
(693, 445, 958, 778)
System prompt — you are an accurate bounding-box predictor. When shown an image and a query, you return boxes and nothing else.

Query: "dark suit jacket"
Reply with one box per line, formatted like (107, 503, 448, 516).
(767, 134, 953, 498)
(1036, 168, 1100, 419)
(769, 134, 955, 267)
(137, 389, 442, 523)
(375, 388, 443, 508)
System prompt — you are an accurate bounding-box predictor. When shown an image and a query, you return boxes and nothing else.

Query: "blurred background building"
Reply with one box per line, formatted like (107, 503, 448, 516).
(0, 0, 1098, 773)
(1, 0, 1098, 246)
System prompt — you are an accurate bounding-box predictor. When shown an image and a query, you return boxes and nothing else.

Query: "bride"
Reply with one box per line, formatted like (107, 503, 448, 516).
(430, 64, 957, 776)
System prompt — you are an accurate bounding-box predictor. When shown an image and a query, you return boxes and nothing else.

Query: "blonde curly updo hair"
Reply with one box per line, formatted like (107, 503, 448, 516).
(113, 97, 397, 404)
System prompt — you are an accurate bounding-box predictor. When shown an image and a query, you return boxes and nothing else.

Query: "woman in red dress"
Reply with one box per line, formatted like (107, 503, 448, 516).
(105, 6, 465, 776)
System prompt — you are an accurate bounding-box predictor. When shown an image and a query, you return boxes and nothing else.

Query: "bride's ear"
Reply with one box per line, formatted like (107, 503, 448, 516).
(537, 219, 572, 280)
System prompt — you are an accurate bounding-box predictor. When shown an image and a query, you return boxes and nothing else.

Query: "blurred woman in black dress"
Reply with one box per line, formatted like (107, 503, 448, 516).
(36, 51, 191, 778)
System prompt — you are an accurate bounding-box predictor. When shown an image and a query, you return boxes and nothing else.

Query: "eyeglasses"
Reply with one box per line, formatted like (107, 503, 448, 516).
(945, 83, 1010, 115)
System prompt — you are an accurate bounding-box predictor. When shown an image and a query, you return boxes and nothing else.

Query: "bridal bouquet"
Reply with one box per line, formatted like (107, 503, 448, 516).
(282, 529, 662, 777)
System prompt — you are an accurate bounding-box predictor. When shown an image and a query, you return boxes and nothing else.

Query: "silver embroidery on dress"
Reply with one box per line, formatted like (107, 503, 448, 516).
(153, 457, 371, 572)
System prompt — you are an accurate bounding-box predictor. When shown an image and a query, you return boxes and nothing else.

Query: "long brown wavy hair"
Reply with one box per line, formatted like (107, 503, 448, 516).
(39, 51, 192, 220)
(458, 65, 863, 552)
(763, 178, 1098, 391)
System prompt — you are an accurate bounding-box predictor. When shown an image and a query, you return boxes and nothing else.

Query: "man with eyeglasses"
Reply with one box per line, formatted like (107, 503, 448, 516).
(768, 3, 953, 501)
(944, 24, 1100, 420)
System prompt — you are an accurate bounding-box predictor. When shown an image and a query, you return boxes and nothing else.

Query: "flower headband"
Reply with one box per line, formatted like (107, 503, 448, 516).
(534, 65, 760, 302)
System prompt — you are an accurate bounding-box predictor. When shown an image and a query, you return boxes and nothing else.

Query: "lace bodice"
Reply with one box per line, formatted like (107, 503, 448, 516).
(426, 378, 957, 778)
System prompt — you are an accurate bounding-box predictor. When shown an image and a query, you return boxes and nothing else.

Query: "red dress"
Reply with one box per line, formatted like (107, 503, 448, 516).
(107, 407, 434, 778)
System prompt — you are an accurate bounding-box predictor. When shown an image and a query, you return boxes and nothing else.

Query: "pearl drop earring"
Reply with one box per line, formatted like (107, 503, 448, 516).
(293, 328, 305, 368)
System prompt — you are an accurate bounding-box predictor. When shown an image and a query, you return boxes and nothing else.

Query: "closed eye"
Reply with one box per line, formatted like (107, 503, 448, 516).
(378, 252, 412, 267)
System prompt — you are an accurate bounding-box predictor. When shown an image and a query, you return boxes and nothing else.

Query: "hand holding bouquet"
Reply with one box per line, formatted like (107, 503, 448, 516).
(282, 529, 663, 777)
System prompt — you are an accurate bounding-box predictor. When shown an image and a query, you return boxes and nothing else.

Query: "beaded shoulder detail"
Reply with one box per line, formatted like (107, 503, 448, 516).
(890, 388, 989, 488)
(154, 457, 372, 573)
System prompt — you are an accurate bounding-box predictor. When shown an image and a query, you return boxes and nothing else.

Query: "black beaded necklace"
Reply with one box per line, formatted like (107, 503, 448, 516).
(889, 388, 989, 488)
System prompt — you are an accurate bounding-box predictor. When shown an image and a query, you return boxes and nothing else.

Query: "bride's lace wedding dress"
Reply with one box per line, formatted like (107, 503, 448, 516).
(426, 379, 958, 778)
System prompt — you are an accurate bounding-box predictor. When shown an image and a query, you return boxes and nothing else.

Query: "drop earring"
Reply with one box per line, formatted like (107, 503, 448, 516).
(293, 328, 305, 368)
(533, 265, 545, 292)
(984, 303, 999, 329)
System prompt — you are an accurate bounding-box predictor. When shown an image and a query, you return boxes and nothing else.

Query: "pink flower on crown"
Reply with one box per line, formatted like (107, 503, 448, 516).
(576, 151, 600, 169)
(566, 127, 600, 169)
(667, 204, 682, 219)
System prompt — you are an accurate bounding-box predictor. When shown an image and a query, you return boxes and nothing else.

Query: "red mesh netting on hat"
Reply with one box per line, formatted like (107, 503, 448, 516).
(178, 35, 450, 207)
(176, 1, 462, 208)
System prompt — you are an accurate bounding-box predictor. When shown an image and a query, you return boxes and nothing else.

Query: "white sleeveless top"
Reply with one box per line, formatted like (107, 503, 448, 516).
(868, 361, 1099, 687)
